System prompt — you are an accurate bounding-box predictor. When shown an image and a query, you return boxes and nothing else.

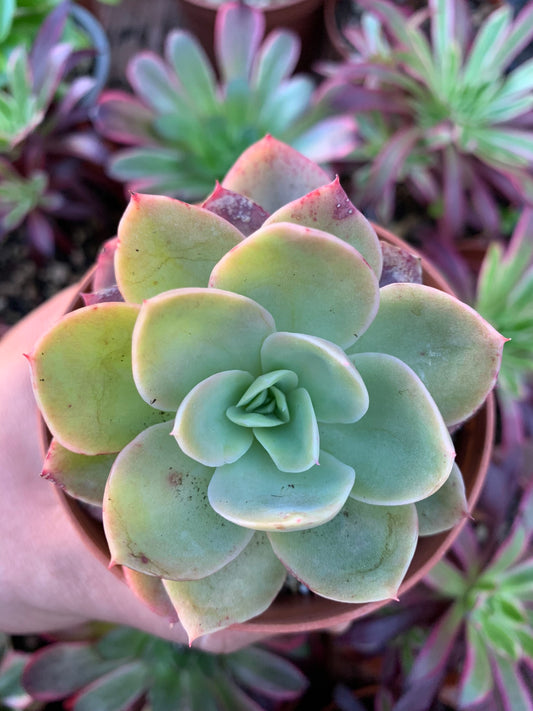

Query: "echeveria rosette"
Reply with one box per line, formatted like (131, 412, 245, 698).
(28, 137, 505, 643)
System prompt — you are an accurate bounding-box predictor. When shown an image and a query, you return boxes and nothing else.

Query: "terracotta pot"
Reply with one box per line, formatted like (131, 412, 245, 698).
(177, 0, 326, 72)
(41, 227, 494, 635)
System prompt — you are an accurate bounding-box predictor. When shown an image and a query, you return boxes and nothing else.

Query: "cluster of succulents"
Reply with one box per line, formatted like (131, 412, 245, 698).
(0, 2, 119, 257)
(28, 137, 504, 642)
(319, 0, 533, 238)
(94, 2, 356, 201)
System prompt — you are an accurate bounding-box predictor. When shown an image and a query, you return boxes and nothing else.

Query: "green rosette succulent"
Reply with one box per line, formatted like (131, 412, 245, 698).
(28, 137, 505, 643)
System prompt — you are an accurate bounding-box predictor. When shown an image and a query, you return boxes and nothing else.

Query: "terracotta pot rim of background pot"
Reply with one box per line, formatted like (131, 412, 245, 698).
(40, 226, 495, 635)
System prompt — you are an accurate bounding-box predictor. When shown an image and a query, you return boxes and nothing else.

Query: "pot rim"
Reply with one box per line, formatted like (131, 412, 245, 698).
(41, 227, 495, 634)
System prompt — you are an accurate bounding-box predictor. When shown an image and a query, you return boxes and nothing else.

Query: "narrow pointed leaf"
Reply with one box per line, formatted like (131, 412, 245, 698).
(221, 135, 331, 213)
(172, 370, 255, 466)
(29, 303, 170, 455)
(321, 353, 455, 505)
(458, 624, 494, 707)
(348, 283, 506, 425)
(208, 444, 354, 531)
(269, 497, 417, 602)
(416, 462, 468, 536)
(71, 662, 148, 711)
(42, 439, 115, 505)
(116, 193, 243, 303)
(227, 647, 308, 700)
(264, 178, 382, 278)
(215, 3, 265, 83)
(104, 422, 252, 580)
(210, 222, 379, 349)
(163, 533, 286, 642)
(132, 288, 275, 411)
(261, 331, 369, 423)
(165, 30, 218, 114)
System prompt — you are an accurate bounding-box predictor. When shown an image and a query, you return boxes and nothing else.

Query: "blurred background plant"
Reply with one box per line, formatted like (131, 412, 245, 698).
(10, 624, 308, 710)
(319, 0, 533, 242)
(0, 1, 123, 260)
(93, 1, 357, 201)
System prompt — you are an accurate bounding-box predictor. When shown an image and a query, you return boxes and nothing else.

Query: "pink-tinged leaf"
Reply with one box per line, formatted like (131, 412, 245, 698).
(122, 567, 178, 622)
(215, 2, 265, 83)
(201, 183, 269, 236)
(458, 623, 494, 707)
(95, 92, 155, 145)
(93, 236, 118, 292)
(492, 2, 533, 71)
(127, 52, 181, 114)
(291, 116, 358, 163)
(321, 80, 410, 114)
(492, 654, 533, 711)
(21, 643, 120, 701)
(423, 558, 467, 597)
(452, 523, 480, 572)
(468, 165, 501, 236)
(379, 241, 422, 286)
(441, 146, 465, 239)
(82, 286, 124, 306)
(68, 661, 149, 711)
(227, 647, 308, 700)
(29, 2, 68, 93)
(362, 127, 421, 220)
(408, 601, 464, 682)
(221, 135, 331, 213)
(26, 210, 55, 258)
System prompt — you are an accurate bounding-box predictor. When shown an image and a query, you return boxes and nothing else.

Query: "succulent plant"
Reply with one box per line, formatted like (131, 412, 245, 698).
(319, 0, 533, 238)
(28, 137, 504, 642)
(21, 624, 307, 710)
(0, 2, 122, 257)
(93, 2, 357, 201)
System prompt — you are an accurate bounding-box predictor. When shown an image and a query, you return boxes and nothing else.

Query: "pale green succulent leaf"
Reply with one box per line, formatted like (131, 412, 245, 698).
(103, 422, 253, 580)
(416, 462, 468, 536)
(165, 30, 218, 114)
(348, 284, 506, 426)
(122, 567, 179, 622)
(116, 193, 244, 303)
(29, 303, 170, 455)
(163, 533, 286, 643)
(236, 369, 298, 405)
(268, 497, 417, 602)
(172, 370, 255, 466)
(226, 407, 284, 428)
(129, 53, 182, 114)
(320, 353, 455, 505)
(253, 388, 319, 473)
(261, 331, 369, 423)
(458, 623, 494, 708)
(132, 288, 276, 411)
(208, 444, 354, 531)
(210, 222, 379, 349)
(264, 177, 382, 279)
(42, 439, 115, 505)
(221, 135, 331, 213)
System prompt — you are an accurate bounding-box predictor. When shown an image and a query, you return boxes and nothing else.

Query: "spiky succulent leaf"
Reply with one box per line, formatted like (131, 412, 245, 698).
(29, 303, 170, 455)
(42, 439, 114, 505)
(210, 222, 379, 349)
(264, 177, 383, 279)
(163, 533, 286, 643)
(269, 497, 417, 602)
(103, 422, 252, 580)
(132, 288, 275, 411)
(116, 193, 243, 303)
(208, 444, 354, 531)
(349, 283, 506, 425)
(320, 353, 454, 505)
(221, 136, 331, 212)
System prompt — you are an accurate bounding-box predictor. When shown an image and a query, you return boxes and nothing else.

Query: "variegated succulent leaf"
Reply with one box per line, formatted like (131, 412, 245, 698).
(28, 137, 504, 638)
